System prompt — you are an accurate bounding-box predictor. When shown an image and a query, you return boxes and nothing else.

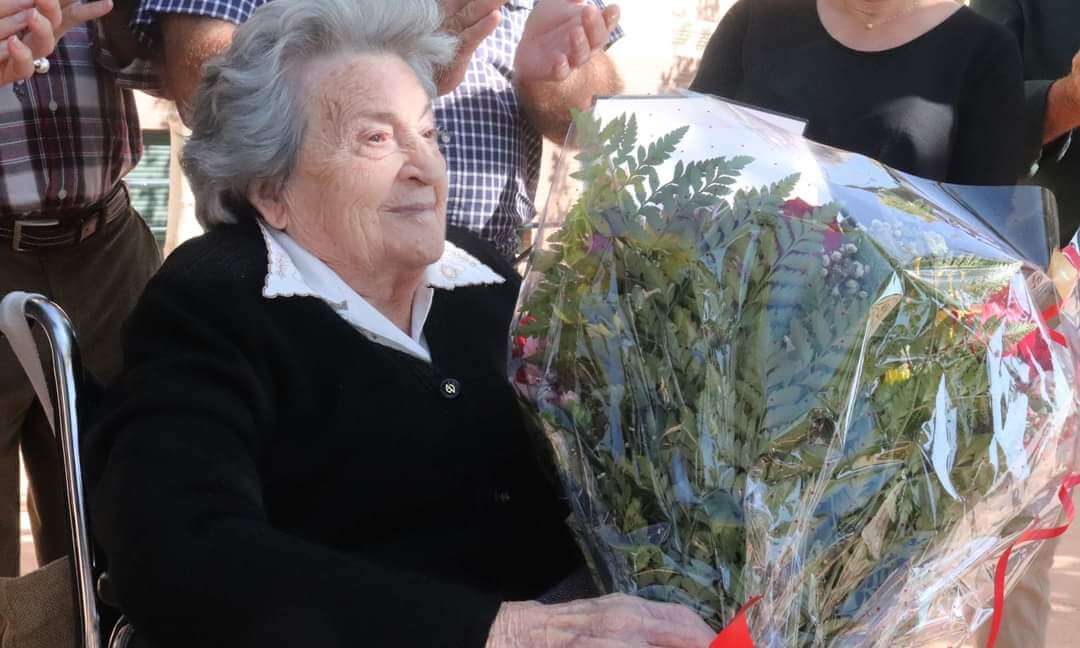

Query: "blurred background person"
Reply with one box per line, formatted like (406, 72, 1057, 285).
(690, 0, 1025, 186)
(0, 0, 158, 579)
(973, 0, 1079, 246)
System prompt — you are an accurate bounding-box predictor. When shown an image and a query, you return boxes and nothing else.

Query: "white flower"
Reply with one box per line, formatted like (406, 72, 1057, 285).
(924, 232, 948, 256)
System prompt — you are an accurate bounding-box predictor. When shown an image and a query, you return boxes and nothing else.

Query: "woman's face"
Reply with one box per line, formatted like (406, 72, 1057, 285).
(255, 53, 448, 281)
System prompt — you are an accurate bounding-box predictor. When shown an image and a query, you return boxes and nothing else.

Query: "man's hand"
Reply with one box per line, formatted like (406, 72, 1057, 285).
(437, 0, 502, 95)
(514, 0, 618, 84)
(1044, 49, 1080, 145)
(1063, 50, 1080, 115)
(0, 0, 112, 85)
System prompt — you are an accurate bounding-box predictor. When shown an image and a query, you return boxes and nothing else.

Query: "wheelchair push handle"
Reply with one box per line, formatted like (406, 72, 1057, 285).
(1, 292, 100, 648)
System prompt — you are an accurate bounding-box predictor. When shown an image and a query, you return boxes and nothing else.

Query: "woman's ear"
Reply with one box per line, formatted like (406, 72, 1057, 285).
(248, 181, 290, 230)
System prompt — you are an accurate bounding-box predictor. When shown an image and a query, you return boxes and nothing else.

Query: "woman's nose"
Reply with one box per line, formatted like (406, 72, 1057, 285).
(400, 135, 445, 185)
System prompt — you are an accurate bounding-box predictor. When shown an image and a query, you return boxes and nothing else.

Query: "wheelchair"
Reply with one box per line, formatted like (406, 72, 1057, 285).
(0, 291, 135, 648)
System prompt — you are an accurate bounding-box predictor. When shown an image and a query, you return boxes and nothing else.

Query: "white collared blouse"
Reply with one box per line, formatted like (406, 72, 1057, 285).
(257, 222, 505, 363)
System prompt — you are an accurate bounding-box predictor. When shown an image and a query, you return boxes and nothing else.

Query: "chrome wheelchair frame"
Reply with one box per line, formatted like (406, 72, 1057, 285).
(1, 292, 133, 648)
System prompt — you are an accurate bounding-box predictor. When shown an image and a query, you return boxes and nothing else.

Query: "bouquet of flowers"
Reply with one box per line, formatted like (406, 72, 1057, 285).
(513, 95, 1080, 647)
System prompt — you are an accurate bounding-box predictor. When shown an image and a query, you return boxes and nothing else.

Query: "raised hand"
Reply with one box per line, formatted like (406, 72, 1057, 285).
(513, 0, 619, 84)
(0, 0, 113, 85)
(437, 0, 503, 95)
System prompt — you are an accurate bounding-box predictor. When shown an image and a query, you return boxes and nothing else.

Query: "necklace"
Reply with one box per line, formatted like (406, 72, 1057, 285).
(842, 0, 923, 30)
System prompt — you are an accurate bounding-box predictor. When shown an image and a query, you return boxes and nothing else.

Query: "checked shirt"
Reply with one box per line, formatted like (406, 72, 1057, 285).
(0, 25, 158, 217)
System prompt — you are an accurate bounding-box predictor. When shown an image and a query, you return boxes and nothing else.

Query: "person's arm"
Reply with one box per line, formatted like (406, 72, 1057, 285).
(949, 31, 1027, 185)
(970, 0, 1078, 166)
(516, 48, 621, 143)
(688, 0, 749, 98)
(513, 0, 623, 143)
(0, 0, 112, 85)
(89, 276, 504, 648)
(1040, 53, 1080, 146)
(161, 13, 237, 121)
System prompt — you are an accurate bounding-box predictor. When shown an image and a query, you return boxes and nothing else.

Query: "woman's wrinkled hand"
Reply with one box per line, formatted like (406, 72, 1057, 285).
(485, 593, 717, 648)
(0, 0, 113, 85)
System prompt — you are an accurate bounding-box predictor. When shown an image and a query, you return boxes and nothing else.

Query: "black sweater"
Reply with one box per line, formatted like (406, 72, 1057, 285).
(691, 0, 1026, 186)
(86, 220, 583, 647)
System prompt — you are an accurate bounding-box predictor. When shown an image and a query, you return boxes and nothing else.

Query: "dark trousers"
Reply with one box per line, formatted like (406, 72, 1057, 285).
(0, 199, 161, 576)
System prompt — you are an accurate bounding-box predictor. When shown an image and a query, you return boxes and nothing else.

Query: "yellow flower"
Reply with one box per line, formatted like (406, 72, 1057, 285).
(883, 365, 912, 385)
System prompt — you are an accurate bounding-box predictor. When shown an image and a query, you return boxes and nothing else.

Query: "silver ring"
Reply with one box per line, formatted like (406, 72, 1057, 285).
(32, 58, 49, 75)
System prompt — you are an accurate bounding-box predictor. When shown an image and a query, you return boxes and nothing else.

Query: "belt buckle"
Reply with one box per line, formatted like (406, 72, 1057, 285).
(12, 218, 60, 252)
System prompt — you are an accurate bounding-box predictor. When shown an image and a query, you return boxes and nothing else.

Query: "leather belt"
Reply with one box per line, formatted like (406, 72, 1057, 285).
(0, 183, 131, 252)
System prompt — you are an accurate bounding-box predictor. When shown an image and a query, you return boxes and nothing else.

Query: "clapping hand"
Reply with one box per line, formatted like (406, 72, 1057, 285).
(437, 0, 503, 95)
(0, 0, 113, 85)
(514, 0, 619, 84)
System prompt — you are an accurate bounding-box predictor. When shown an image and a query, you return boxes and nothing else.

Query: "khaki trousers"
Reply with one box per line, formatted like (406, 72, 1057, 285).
(973, 537, 1059, 648)
(0, 201, 161, 577)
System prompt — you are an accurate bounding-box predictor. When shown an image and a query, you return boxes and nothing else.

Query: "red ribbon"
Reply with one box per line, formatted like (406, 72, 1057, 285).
(985, 473, 1080, 648)
(710, 596, 761, 648)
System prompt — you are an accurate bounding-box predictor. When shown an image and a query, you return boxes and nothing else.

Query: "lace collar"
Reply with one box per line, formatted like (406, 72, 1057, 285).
(257, 221, 504, 362)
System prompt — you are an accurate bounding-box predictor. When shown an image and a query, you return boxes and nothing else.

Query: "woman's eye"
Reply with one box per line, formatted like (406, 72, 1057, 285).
(423, 128, 439, 140)
(366, 132, 391, 145)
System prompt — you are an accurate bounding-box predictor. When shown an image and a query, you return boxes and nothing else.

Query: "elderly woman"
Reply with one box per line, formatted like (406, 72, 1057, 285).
(692, 0, 1026, 185)
(86, 1, 716, 646)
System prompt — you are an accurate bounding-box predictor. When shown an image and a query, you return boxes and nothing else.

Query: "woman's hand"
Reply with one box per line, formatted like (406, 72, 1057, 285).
(0, 0, 113, 85)
(485, 593, 717, 647)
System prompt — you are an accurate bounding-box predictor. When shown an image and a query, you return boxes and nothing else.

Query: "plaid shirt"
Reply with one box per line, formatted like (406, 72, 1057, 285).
(0, 25, 159, 217)
(134, 0, 622, 257)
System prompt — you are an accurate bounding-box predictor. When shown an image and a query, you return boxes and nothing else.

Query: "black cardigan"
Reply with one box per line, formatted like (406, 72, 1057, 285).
(86, 220, 583, 647)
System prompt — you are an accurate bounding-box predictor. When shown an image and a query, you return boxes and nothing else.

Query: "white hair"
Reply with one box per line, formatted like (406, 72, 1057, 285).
(181, 0, 457, 228)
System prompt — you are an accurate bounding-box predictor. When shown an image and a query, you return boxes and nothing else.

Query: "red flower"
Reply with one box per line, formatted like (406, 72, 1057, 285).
(781, 198, 814, 218)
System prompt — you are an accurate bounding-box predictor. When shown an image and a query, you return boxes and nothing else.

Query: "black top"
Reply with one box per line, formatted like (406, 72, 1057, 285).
(971, 0, 1079, 244)
(690, 0, 1026, 186)
(86, 220, 583, 647)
